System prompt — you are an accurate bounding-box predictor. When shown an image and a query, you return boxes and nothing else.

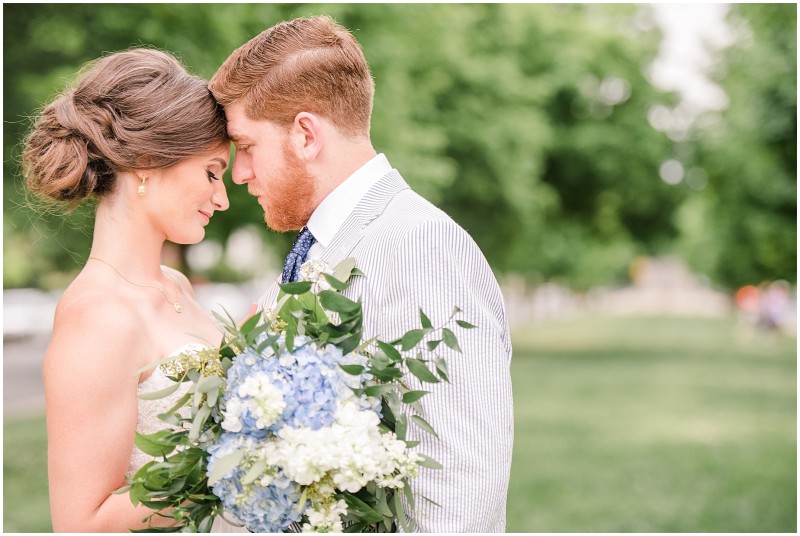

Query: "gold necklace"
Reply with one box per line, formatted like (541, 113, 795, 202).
(88, 256, 183, 313)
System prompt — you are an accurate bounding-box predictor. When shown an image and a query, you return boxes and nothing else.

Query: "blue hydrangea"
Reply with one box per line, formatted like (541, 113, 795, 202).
(206, 433, 304, 533)
(221, 334, 378, 437)
(209, 333, 383, 532)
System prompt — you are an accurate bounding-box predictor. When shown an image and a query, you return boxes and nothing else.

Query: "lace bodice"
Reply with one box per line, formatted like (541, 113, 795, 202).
(125, 343, 208, 479)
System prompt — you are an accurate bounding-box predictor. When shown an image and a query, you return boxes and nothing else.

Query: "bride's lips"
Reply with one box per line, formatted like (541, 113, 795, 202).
(199, 210, 212, 223)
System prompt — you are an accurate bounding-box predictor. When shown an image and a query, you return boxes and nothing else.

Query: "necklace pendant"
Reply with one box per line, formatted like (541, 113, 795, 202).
(174, 303, 183, 313)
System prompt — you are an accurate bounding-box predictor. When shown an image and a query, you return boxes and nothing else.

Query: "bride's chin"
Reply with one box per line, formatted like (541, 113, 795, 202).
(169, 230, 205, 246)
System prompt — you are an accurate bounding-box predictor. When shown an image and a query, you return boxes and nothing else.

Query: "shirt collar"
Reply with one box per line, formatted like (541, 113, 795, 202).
(306, 153, 392, 248)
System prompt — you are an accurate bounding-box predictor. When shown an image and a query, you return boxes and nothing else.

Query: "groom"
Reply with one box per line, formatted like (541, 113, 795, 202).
(209, 15, 513, 532)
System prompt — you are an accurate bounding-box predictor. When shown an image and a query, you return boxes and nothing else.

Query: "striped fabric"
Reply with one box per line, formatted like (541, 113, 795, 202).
(260, 170, 514, 532)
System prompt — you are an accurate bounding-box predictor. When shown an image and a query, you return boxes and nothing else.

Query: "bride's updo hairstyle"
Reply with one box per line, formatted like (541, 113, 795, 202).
(22, 48, 228, 207)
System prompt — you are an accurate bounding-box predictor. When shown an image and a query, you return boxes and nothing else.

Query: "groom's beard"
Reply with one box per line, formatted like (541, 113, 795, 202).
(262, 140, 318, 233)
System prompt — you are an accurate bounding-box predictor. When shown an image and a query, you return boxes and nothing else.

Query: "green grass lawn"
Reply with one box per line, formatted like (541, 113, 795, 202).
(4, 413, 51, 532)
(4, 315, 796, 532)
(507, 315, 796, 532)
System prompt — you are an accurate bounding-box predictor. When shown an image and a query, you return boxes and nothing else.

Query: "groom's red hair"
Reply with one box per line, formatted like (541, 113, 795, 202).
(209, 15, 374, 139)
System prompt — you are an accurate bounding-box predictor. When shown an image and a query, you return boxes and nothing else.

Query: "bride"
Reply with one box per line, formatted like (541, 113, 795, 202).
(23, 48, 244, 532)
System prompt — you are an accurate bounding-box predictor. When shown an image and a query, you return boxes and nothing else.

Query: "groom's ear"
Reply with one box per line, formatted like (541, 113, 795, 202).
(290, 112, 323, 161)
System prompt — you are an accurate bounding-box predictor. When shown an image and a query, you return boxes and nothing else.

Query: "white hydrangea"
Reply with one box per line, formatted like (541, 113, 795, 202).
(221, 372, 286, 432)
(298, 259, 335, 294)
(270, 400, 421, 496)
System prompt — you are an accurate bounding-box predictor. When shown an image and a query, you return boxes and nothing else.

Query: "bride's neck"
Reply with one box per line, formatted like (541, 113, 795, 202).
(89, 198, 166, 279)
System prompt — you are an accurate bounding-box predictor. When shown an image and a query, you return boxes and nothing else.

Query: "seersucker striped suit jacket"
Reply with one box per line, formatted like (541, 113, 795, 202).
(260, 169, 514, 532)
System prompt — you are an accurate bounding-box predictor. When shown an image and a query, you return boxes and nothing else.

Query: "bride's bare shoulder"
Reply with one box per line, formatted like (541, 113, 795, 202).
(54, 278, 141, 329)
(45, 279, 146, 377)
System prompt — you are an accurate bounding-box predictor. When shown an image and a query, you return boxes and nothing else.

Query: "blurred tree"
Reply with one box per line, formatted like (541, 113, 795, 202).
(683, 3, 796, 289)
(5, 4, 684, 290)
(324, 4, 682, 289)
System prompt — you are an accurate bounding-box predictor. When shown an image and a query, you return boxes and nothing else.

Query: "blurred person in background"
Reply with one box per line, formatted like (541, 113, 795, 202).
(22, 48, 244, 532)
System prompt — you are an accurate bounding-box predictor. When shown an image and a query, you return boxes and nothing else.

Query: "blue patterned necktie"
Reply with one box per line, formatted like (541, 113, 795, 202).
(281, 227, 316, 283)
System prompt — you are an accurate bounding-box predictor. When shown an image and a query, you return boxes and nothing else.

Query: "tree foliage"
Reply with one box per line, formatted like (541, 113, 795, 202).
(681, 3, 796, 289)
(5, 4, 789, 291)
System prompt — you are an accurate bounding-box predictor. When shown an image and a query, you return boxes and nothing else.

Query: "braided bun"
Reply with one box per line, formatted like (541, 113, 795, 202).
(22, 48, 228, 207)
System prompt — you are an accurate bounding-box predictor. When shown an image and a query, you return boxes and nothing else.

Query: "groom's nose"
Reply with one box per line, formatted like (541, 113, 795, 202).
(231, 156, 253, 185)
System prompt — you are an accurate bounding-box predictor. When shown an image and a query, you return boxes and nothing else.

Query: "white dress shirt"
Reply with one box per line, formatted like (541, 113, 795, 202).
(305, 153, 392, 261)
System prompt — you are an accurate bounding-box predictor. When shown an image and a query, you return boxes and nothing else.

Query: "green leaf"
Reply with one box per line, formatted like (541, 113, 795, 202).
(400, 329, 426, 351)
(333, 257, 357, 282)
(411, 415, 439, 439)
(339, 364, 365, 375)
(426, 339, 442, 351)
(134, 431, 176, 458)
(279, 281, 313, 295)
(242, 460, 267, 485)
(442, 327, 462, 353)
(403, 481, 417, 512)
(318, 290, 361, 314)
(393, 490, 412, 533)
(208, 450, 244, 486)
(395, 414, 408, 440)
(189, 404, 211, 441)
(456, 319, 477, 329)
(382, 393, 398, 426)
(207, 387, 219, 408)
(198, 515, 214, 533)
(419, 309, 432, 329)
(164, 392, 192, 416)
(196, 374, 222, 393)
(365, 384, 395, 397)
(376, 341, 403, 362)
(285, 319, 296, 352)
(371, 366, 404, 382)
(138, 381, 182, 401)
(342, 493, 384, 523)
(156, 412, 182, 427)
(321, 273, 348, 291)
(434, 358, 450, 382)
(374, 487, 393, 517)
(239, 310, 263, 335)
(406, 358, 439, 383)
(417, 453, 444, 470)
(402, 390, 429, 403)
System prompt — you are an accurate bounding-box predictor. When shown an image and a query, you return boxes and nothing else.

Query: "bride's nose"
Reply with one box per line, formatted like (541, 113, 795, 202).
(212, 179, 230, 211)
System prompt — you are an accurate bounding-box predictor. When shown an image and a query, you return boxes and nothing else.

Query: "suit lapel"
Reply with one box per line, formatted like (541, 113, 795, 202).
(320, 169, 409, 267)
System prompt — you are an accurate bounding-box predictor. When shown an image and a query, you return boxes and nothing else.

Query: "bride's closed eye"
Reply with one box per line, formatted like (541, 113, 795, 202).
(206, 170, 220, 182)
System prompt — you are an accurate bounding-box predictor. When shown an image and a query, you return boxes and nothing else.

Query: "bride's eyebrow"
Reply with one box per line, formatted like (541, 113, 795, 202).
(209, 157, 228, 170)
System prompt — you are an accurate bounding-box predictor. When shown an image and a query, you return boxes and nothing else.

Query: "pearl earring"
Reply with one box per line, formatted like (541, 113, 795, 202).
(138, 176, 147, 196)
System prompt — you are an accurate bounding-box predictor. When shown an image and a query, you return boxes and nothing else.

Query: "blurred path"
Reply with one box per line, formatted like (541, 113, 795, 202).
(4, 257, 743, 420)
(3, 279, 275, 421)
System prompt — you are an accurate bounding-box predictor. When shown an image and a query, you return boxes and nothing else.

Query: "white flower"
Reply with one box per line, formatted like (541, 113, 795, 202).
(221, 372, 286, 432)
(298, 260, 335, 294)
(221, 396, 244, 432)
(301, 499, 348, 532)
(268, 400, 420, 496)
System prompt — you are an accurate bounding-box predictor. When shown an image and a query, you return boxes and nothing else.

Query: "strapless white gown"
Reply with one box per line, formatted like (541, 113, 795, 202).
(128, 343, 249, 533)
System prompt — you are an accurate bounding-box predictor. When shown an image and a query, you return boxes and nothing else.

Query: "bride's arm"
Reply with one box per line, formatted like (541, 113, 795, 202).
(44, 292, 175, 532)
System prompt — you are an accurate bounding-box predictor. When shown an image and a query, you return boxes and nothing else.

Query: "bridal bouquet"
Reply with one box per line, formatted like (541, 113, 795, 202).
(121, 258, 473, 532)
